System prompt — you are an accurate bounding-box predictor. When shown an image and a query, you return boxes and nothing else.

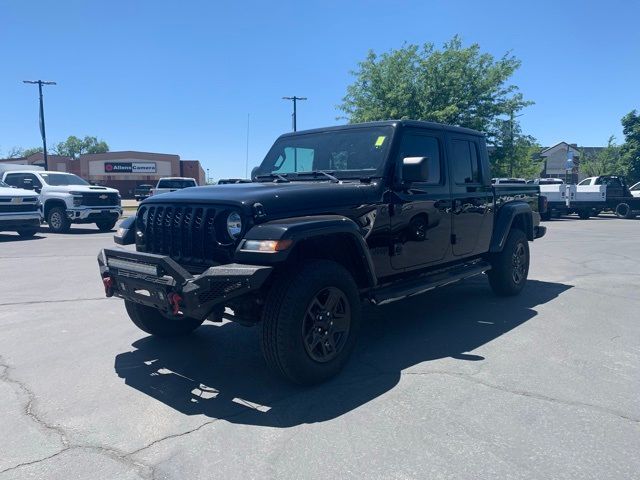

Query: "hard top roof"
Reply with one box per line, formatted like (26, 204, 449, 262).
(279, 120, 484, 138)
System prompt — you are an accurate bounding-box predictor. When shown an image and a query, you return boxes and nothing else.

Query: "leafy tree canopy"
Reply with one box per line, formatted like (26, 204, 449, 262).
(580, 136, 623, 177)
(53, 135, 109, 158)
(338, 35, 532, 144)
(620, 110, 640, 183)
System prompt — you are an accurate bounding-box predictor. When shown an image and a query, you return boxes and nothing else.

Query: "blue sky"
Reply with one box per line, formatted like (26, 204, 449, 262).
(1, 0, 639, 179)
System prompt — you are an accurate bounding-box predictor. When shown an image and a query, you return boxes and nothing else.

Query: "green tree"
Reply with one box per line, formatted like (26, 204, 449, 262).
(620, 110, 640, 183)
(338, 36, 533, 144)
(1, 146, 42, 158)
(53, 135, 109, 158)
(580, 136, 623, 177)
(22, 147, 44, 157)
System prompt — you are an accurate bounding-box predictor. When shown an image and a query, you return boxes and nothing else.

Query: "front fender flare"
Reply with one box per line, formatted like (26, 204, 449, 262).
(234, 215, 377, 287)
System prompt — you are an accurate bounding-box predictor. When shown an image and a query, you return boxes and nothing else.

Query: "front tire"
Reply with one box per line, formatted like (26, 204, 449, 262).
(17, 227, 38, 238)
(96, 220, 117, 231)
(261, 260, 361, 385)
(47, 206, 71, 233)
(125, 300, 204, 337)
(487, 228, 529, 297)
(615, 203, 636, 219)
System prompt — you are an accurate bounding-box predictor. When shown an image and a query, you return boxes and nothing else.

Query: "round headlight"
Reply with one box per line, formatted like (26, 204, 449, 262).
(226, 212, 242, 239)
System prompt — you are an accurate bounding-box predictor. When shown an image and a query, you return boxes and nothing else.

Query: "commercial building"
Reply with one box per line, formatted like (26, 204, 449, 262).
(0, 151, 206, 198)
(538, 142, 605, 183)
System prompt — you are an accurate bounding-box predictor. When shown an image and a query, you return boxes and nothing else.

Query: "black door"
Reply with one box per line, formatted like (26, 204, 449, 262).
(448, 136, 491, 257)
(390, 129, 452, 270)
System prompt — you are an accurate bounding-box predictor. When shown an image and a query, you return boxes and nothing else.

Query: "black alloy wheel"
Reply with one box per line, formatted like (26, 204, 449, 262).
(302, 287, 351, 363)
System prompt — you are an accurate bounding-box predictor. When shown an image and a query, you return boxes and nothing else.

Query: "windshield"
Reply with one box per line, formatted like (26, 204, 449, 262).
(157, 179, 196, 189)
(631, 182, 640, 191)
(40, 173, 89, 186)
(255, 126, 394, 179)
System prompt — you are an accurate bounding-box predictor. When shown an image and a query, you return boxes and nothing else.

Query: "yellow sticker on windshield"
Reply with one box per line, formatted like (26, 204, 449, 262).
(375, 136, 387, 148)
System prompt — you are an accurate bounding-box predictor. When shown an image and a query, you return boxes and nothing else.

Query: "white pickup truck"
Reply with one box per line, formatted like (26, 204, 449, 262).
(150, 177, 197, 197)
(535, 178, 606, 220)
(0, 179, 41, 237)
(1, 170, 122, 233)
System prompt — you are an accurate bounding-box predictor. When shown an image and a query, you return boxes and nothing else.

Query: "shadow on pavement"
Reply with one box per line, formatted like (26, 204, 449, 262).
(114, 277, 572, 427)
(0, 233, 45, 242)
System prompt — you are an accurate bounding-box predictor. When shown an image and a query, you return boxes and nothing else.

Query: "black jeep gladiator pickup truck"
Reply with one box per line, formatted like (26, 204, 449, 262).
(98, 120, 546, 384)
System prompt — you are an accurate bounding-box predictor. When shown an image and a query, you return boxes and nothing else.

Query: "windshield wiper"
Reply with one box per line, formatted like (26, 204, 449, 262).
(295, 170, 339, 183)
(255, 173, 290, 183)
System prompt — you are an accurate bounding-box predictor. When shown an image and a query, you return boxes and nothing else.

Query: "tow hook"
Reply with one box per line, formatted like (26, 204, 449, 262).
(167, 292, 183, 316)
(102, 276, 114, 297)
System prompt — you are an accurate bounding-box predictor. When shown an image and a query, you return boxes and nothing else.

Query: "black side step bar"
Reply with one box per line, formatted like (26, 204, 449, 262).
(371, 261, 491, 306)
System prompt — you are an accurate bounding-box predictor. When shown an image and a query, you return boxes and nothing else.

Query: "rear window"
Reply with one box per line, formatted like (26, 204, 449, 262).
(157, 179, 197, 189)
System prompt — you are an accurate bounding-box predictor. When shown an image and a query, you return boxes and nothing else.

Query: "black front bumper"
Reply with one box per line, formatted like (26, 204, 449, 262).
(98, 248, 273, 320)
(0, 217, 40, 230)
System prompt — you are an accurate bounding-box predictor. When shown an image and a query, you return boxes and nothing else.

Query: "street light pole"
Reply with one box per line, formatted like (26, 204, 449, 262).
(282, 96, 307, 132)
(23, 80, 56, 170)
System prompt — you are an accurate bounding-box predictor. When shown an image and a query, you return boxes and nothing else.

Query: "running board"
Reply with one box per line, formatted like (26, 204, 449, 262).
(371, 261, 491, 305)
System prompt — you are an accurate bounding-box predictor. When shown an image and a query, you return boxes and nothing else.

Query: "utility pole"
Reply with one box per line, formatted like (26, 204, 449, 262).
(23, 80, 56, 170)
(282, 96, 307, 132)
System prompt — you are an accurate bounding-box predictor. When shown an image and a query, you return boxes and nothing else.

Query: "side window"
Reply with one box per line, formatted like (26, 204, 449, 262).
(3, 174, 23, 187)
(273, 147, 315, 173)
(452, 140, 481, 184)
(23, 173, 42, 188)
(397, 133, 442, 184)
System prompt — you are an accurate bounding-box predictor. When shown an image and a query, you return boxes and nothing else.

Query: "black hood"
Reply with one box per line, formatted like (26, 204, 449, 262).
(141, 181, 380, 217)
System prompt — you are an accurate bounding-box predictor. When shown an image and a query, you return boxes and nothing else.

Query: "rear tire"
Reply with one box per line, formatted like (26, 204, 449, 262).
(125, 300, 204, 337)
(17, 227, 38, 238)
(578, 209, 590, 220)
(261, 260, 361, 385)
(47, 206, 71, 233)
(487, 228, 529, 297)
(96, 220, 117, 231)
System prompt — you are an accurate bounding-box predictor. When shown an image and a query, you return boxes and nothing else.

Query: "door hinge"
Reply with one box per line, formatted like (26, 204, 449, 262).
(450, 234, 457, 245)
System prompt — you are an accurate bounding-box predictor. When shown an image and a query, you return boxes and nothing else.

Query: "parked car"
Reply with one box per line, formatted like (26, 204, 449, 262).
(529, 178, 565, 185)
(1, 170, 122, 232)
(150, 177, 197, 196)
(629, 181, 640, 198)
(492, 177, 527, 184)
(0, 179, 41, 237)
(134, 184, 153, 201)
(98, 120, 546, 385)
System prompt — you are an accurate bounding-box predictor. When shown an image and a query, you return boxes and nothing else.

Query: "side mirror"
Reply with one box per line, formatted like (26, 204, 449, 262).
(250, 166, 259, 180)
(402, 157, 430, 183)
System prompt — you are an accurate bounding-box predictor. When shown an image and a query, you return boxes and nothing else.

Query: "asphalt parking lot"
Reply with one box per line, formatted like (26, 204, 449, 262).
(0, 216, 638, 480)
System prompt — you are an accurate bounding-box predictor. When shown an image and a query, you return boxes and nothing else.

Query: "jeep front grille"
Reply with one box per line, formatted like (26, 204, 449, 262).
(136, 204, 237, 270)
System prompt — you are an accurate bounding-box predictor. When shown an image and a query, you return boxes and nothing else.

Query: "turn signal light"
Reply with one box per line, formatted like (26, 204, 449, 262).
(241, 239, 293, 252)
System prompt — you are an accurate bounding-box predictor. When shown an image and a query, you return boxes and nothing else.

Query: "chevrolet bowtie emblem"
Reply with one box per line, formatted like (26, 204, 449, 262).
(99, 194, 108, 200)
(11, 197, 23, 204)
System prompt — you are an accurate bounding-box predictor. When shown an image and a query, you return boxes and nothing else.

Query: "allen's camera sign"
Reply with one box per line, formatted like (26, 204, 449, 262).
(104, 162, 156, 174)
